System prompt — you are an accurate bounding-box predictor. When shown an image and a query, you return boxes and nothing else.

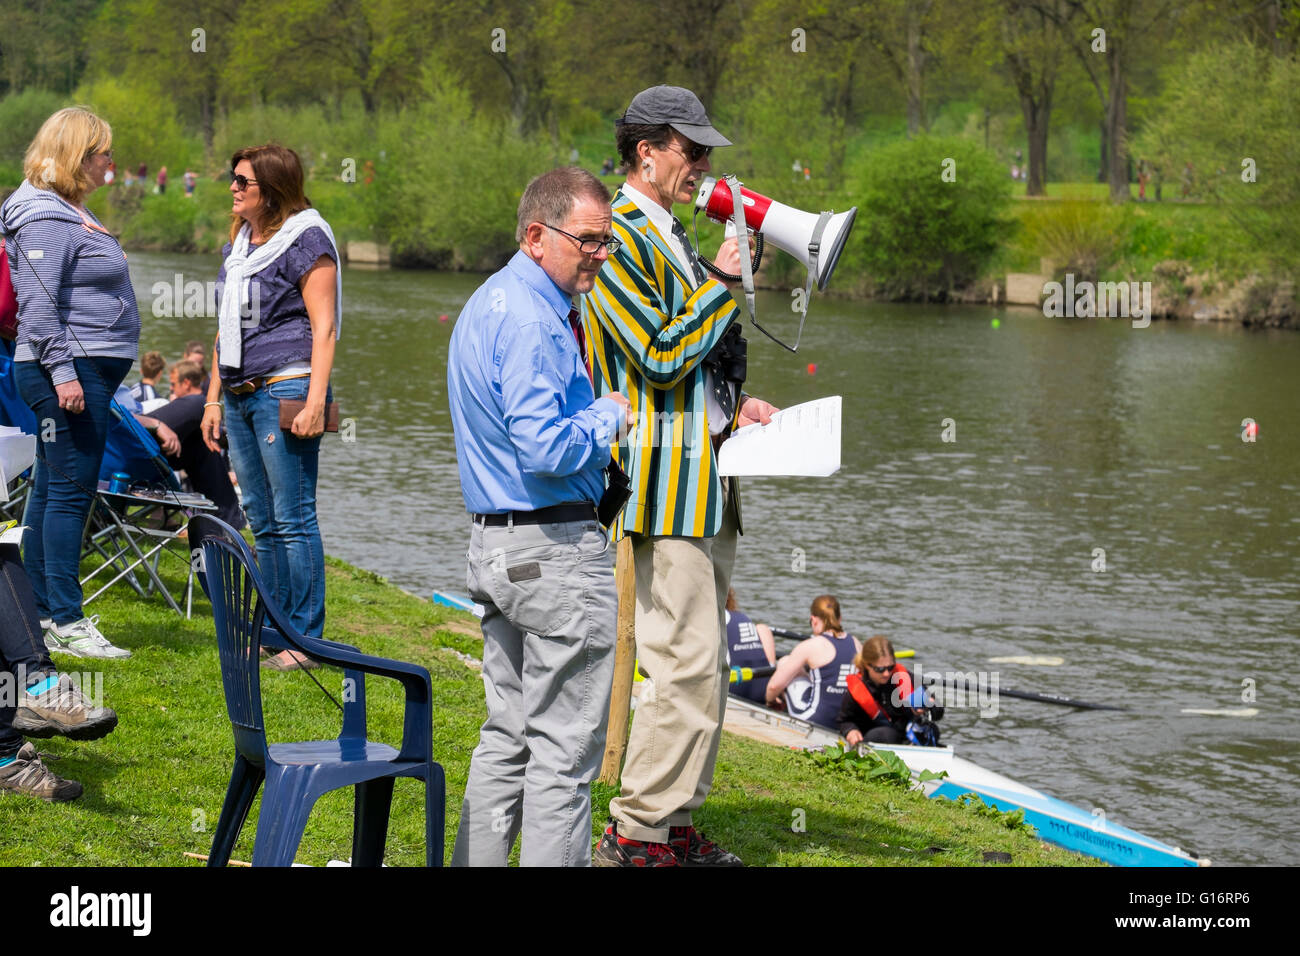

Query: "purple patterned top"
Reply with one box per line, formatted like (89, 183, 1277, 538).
(216, 225, 337, 382)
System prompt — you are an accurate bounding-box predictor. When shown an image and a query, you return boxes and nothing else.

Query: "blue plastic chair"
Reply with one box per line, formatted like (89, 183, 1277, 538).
(191, 514, 444, 867)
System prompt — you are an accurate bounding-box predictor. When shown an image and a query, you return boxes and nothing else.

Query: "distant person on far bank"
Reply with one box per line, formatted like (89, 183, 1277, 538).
(447, 166, 629, 867)
(156, 166, 168, 195)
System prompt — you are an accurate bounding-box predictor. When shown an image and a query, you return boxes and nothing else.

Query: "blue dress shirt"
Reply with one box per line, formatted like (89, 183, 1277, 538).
(448, 251, 621, 514)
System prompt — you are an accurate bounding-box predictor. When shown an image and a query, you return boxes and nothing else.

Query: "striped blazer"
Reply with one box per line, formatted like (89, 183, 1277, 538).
(582, 188, 742, 538)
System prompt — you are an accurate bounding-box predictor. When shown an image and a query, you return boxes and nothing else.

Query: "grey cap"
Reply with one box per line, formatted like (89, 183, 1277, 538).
(618, 85, 732, 148)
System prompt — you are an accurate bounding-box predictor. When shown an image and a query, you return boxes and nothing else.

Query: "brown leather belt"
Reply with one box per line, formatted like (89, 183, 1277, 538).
(225, 373, 309, 395)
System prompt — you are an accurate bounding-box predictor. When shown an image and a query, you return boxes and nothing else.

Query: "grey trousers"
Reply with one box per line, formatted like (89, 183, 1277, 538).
(451, 515, 617, 867)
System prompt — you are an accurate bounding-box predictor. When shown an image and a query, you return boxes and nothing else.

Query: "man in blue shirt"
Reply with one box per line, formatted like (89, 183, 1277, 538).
(447, 167, 629, 867)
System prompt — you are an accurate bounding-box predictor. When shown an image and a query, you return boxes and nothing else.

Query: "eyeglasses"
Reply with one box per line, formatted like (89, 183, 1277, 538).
(664, 141, 712, 163)
(867, 662, 895, 675)
(230, 172, 259, 190)
(543, 223, 621, 256)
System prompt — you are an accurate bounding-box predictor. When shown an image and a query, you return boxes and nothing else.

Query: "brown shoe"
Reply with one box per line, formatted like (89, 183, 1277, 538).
(14, 673, 118, 741)
(669, 826, 744, 866)
(260, 650, 320, 671)
(0, 743, 82, 802)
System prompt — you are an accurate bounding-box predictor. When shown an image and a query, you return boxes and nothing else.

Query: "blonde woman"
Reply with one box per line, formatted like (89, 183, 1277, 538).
(0, 107, 137, 659)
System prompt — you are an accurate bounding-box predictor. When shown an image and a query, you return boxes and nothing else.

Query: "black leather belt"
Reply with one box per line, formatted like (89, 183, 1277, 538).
(473, 503, 597, 527)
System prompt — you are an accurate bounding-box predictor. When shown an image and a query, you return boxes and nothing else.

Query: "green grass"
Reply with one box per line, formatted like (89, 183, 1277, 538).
(0, 546, 1093, 866)
(993, 182, 1258, 283)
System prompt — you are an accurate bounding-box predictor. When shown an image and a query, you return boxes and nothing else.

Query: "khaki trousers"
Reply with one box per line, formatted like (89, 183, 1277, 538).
(609, 487, 738, 842)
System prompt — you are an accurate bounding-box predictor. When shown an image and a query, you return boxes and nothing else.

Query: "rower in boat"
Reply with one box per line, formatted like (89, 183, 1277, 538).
(725, 589, 776, 704)
(764, 595, 861, 731)
(839, 635, 943, 747)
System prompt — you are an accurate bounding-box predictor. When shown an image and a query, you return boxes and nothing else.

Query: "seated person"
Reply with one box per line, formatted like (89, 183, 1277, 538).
(2, 512, 117, 802)
(725, 588, 776, 704)
(182, 340, 211, 395)
(838, 635, 943, 747)
(764, 594, 861, 730)
(145, 361, 245, 530)
(129, 351, 165, 407)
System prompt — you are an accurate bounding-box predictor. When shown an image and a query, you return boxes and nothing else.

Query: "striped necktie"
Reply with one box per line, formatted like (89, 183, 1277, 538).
(670, 218, 707, 286)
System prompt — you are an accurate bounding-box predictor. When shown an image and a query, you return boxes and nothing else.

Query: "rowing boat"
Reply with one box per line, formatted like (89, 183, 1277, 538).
(432, 589, 1203, 866)
(722, 695, 1205, 867)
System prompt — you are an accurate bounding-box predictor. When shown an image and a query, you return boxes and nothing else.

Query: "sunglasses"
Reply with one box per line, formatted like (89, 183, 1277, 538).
(867, 662, 895, 675)
(665, 141, 712, 163)
(229, 172, 259, 190)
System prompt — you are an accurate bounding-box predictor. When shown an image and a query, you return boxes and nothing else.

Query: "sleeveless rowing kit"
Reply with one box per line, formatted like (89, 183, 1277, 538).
(726, 609, 770, 704)
(783, 633, 856, 729)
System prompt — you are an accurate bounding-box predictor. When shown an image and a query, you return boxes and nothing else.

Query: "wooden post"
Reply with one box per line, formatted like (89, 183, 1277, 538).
(599, 537, 636, 785)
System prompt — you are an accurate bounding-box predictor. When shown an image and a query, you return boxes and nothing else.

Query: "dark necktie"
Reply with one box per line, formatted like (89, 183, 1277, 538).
(670, 218, 707, 286)
(568, 307, 592, 381)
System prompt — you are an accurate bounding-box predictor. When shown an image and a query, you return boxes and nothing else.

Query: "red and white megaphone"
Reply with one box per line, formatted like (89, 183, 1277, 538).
(695, 175, 857, 291)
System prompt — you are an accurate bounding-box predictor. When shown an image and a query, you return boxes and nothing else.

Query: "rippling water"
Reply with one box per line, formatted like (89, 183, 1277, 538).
(130, 252, 1299, 866)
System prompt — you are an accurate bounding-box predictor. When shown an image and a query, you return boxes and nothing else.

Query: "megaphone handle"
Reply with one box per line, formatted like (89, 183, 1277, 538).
(695, 234, 763, 283)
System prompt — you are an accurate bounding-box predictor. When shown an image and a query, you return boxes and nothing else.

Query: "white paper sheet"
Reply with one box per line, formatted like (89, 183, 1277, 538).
(1, 426, 37, 503)
(717, 395, 841, 477)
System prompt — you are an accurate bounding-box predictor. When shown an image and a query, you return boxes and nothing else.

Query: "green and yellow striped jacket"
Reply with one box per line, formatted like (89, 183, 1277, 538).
(582, 188, 742, 538)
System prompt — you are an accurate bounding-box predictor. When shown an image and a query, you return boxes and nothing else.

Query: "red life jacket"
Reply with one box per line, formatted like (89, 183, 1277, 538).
(846, 666, 915, 722)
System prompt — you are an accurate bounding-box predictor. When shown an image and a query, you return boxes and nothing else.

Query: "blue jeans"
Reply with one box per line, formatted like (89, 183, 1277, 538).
(15, 356, 132, 624)
(222, 376, 328, 638)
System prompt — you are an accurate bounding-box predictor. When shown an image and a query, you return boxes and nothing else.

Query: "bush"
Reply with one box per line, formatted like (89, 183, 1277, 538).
(371, 65, 555, 268)
(0, 89, 69, 183)
(1021, 201, 1128, 282)
(848, 136, 1010, 299)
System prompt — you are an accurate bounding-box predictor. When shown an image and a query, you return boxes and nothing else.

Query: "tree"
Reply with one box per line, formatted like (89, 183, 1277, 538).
(998, 0, 1078, 195)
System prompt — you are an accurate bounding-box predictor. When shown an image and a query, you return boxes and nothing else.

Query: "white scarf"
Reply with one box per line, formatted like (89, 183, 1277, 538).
(217, 208, 342, 370)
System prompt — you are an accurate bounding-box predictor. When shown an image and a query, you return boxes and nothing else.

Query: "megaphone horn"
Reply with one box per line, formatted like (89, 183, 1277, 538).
(695, 176, 857, 291)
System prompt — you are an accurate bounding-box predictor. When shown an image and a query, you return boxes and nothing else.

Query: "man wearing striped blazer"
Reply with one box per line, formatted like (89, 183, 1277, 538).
(585, 87, 777, 867)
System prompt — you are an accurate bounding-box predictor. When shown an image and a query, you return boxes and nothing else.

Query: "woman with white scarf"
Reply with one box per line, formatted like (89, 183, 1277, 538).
(200, 144, 340, 668)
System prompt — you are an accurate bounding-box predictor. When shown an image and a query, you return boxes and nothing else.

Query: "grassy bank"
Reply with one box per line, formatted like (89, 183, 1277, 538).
(0, 545, 1092, 867)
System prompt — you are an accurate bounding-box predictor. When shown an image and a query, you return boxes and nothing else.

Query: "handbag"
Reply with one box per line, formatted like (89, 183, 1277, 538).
(277, 398, 340, 433)
(1, 237, 18, 341)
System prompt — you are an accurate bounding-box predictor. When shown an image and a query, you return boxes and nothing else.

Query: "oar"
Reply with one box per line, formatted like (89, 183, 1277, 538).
(922, 676, 1126, 711)
(770, 626, 915, 658)
(729, 664, 775, 684)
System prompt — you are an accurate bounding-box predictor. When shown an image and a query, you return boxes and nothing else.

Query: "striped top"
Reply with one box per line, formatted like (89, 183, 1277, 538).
(582, 188, 743, 538)
(1, 181, 139, 385)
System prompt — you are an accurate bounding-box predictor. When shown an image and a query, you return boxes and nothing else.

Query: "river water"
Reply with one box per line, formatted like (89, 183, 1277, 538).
(130, 251, 1299, 866)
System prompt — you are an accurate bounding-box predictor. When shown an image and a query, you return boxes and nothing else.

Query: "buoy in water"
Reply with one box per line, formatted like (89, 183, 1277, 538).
(991, 318, 1001, 329)
(439, 314, 449, 323)
(1245, 420, 1258, 439)
(806, 363, 817, 375)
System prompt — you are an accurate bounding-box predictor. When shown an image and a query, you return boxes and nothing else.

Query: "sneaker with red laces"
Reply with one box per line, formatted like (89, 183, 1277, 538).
(592, 822, 680, 867)
(669, 826, 744, 867)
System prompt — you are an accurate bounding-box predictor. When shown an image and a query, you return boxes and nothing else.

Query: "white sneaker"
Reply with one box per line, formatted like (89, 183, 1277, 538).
(40, 619, 58, 653)
(45, 616, 131, 659)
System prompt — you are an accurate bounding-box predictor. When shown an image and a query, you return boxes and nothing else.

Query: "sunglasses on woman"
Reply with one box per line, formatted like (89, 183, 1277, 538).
(867, 662, 895, 675)
(230, 171, 259, 190)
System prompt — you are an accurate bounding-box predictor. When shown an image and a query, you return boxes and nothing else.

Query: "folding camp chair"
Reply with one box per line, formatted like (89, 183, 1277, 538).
(191, 514, 444, 867)
(0, 339, 34, 524)
(80, 399, 217, 618)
